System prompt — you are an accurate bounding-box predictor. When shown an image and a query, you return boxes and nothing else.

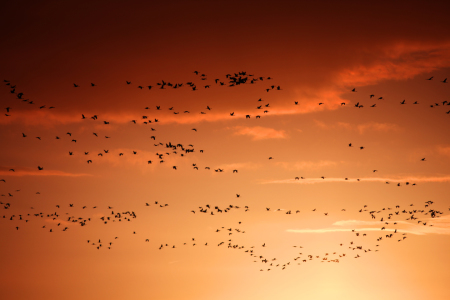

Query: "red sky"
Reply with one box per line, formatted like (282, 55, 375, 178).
(1, 1, 450, 300)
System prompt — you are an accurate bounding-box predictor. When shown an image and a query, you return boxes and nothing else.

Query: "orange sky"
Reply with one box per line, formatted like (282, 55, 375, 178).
(1, 1, 450, 300)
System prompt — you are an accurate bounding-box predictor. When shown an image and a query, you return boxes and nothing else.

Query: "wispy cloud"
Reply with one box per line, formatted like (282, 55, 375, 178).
(274, 160, 339, 171)
(0, 108, 237, 126)
(262, 175, 450, 184)
(0, 168, 92, 177)
(437, 146, 450, 157)
(233, 126, 287, 140)
(0, 110, 84, 126)
(0, 108, 314, 127)
(337, 42, 450, 87)
(3, 43, 450, 128)
(335, 218, 450, 235)
(84, 147, 216, 174)
(288, 216, 450, 235)
(213, 162, 260, 171)
(287, 227, 407, 234)
(313, 119, 328, 129)
(356, 122, 402, 134)
(314, 120, 401, 134)
(92, 148, 160, 167)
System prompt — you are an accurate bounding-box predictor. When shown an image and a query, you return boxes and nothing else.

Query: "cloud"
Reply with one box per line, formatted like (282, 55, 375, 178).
(314, 120, 401, 134)
(0, 108, 234, 126)
(294, 42, 450, 115)
(287, 227, 406, 234)
(356, 122, 402, 134)
(0, 108, 302, 127)
(91, 148, 160, 167)
(437, 146, 450, 157)
(313, 119, 328, 129)
(336, 122, 352, 130)
(3, 43, 450, 128)
(213, 162, 260, 171)
(262, 175, 450, 184)
(0, 168, 92, 177)
(80, 148, 176, 175)
(233, 126, 287, 140)
(287, 216, 450, 235)
(83, 147, 215, 174)
(274, 160, 339, 171)
(336, 42, 450, 87)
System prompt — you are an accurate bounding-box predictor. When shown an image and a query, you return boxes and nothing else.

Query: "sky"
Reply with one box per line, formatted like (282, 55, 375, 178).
(1, 1, 450, 299)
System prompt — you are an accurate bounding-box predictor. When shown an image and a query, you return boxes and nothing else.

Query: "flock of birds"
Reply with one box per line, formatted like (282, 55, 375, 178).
(1, 71, 449, 271)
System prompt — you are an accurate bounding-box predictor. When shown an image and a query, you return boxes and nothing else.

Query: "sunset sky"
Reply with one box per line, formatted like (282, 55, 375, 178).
(1, 1, 450, 300)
